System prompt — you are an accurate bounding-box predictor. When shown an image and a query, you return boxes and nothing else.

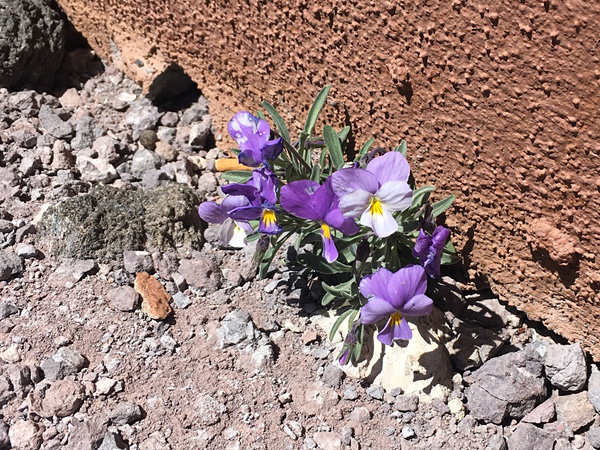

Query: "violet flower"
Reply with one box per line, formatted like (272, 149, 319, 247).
(198, 195, 254, 248)
(359, 265, 433, 345)
(222, 168, 283, 235)
(412, 226, 450, 278)
(228, 111, 283, 167)
(331, 152, 413, 238)
(280, 178, 359, 263)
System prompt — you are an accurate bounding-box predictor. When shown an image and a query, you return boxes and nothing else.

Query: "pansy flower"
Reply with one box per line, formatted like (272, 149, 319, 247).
(331, 152, 413, 238)
(280, 178, 359, 262)
(359, 265, 433, 345)
(198, 195, 253, 248)
(412, 226, 450, 278)
(228, 111, 283, 167)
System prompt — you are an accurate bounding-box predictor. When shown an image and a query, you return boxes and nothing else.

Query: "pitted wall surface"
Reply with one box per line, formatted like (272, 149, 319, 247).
(55, 0, 600, 357)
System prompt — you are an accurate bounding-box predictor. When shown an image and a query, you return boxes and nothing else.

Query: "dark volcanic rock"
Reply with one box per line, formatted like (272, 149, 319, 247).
(37, 184, 204, 263)
(0, 0, 65, 89)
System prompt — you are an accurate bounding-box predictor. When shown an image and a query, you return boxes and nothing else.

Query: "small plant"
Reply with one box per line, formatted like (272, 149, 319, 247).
(198, 85, 459, 365)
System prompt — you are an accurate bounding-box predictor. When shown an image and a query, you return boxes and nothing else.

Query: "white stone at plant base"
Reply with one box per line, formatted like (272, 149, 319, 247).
(314, 307, 453, 401)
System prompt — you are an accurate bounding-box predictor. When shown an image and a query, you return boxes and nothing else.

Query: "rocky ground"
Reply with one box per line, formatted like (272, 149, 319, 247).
(0, 47, 599, 450)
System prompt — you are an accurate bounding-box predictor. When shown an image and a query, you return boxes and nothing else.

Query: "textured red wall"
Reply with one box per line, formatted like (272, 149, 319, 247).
(56, 0, 600, 357)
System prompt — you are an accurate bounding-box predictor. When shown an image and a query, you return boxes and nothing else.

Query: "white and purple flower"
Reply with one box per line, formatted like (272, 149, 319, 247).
(198, 195, 254, 248)
(331, 152, 413, 238)
(359, 265, 433, 345)
(280, 178, 359, 263)
(412, 226, 450, 278)
(228, 111, 283, 167)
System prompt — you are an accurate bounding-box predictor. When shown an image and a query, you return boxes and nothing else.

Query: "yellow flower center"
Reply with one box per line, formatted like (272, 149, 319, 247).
(321, 223, 331, 239)
(390, 311, 403, 326)
(369, 197, 383, 216)
(261, 209, 277, 227)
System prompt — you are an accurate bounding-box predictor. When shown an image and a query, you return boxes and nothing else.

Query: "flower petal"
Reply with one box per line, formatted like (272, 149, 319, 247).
(280, 180, 321, 220)
(311, 178, 338, 220)
(366, 151, 411, 184)
(252, 168, 278, 205)
(388, 265, 428, 309)
(221, 183, 259, 204)
(198, 202, 228, 224)
(359, 268, 393, 301)
(262, 138, 283, 162)
(238, 149, 263, 167)
(321, 225, 338, 263)
(360, 204, 398, 238)
(325, 209, 360, 235)
(259, 209, 282, 234)
(376, 181, 413, 212)
(400, 294, 434, 317)
(412, 229, 432, 261)
(228, 111, 270, 153)
(377, 317, 413, 345)
(229, 205, 263, 221)
(221, 195, 251, 212)
(219, 218, 248, 248)
(359, 296, 396, 325)
(339, 189, 372, 218)
(331, 168, 378, 197)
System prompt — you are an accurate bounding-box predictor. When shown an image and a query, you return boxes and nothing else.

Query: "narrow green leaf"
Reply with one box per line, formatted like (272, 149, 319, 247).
(310, 164, 321, 182)
(256, 110, 266, 120)
(338, 125, 351, 143)
(357, 137, 376, 162)
(322, 279, 355, 299)
(262, 101, 291, 143)
(304, 84, 332, 136)
(328, 307, 355, 341)
(323, 125, 344, 169)
(221, 171, 252, 183)
(441, 240, 461, 265)
(351, 324, 364, 361)
(322, 292, 337, 306)
(296, 254, 351, 274)
(411, 185, 436, 208)
(395, 140, 408, 156)
(230, 148, 241, 156)
(432, 195, 456, 217)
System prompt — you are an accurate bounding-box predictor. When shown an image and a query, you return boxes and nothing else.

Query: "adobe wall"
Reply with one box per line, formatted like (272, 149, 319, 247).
(55, 0, 600, 357)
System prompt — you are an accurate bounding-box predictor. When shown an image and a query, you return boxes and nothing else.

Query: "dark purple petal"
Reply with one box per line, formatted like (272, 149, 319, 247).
(229, 205, 263, 221)
(259, 209, 282, 234)
(324, 209, 359, 235)
(359, 268, 393, 302)
(331, 168, 379, 197)
(338, 348, 350, 365)
(432, 226, 450, 252)
(221, 183, 259, 204)
(412, 229, 432, 261)
(228, 111, 270, 153)
(280, 180, 321, 220)
(198, 202, 228, 224)
(387, 265, 428, 309)
(238, 149, 263, 167)
(400, 294, 433, 317)
(321, 224, 338, 263)
(252, 168, 278, 205)
(311, 178, 338, 220)
(377, 316, 412, 345)
(262, 138, 284, 162)
(221, 195, 251, 212)
(366, 151, 411, 185)
(359, 296, 396, 325)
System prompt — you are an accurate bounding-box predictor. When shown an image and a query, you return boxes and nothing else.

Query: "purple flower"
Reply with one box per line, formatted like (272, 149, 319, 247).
(222, 168, 282, 235)
(331, 152, 413, 238)
(412, 226, 450, 278)
(359, 265, 433, 345)
(198, 195, 254, 248)
(280, 178, 359, 263)
(228, 112, 283, 167)
(338, 348, 350, 365)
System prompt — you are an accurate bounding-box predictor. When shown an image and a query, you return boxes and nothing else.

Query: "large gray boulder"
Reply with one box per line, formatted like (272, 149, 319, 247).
(37, 183, 205, 262)
(0, 0, 65, 89)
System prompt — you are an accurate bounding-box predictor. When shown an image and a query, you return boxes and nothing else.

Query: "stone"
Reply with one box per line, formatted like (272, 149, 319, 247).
(51, 140, 76, 170)
(8, 420, 42, 450)
(554, 391, 596, 432)
(188, 116, 212, 148)
(63, 417, 107, 450)
(587, 428, 600, 450)
(322, 364, 345, 388)
(41, 380, 85, 417)
(445, 319, 504, 371)
(131, 149, 163, 179)
(343, 387, 358, 401)
(178, 257, 223, 293)
(486, 434, 507, 450)
(401, 426, 416, 439)
(39, 105, 72, 139)
(160, 333, 177, 352)
(466, 348, 547, 424)
(463, 297, 521, 328)
(96, 377, 117, 395)
(123, 250, 154, 273)
(15, 243, 37, 258)
(107, 286, 139, 312)
(0, 250, 23, 280)
(38, 184, 204, 263)
(71, 116, 104, 152)
(0, 421, 8, 450)
(98, 432, 129, 450)
(139, 130, 158, 150)
(48, 258, 97, 287)
(134, 272, 172, 320)
(522, 398, 555, 424)
(5, 364, 30, 391)
(19, 153, 41, 176)
(0, 0, 64, 89)
(544, 343, 587, 392)
(41, 346, 87, 381)
(0, 376, 15, 407)
(172, 292, 191, 309)
(366, 384, 385, 400)
(348, 406, 371, 423)
(59, 88, 83, 109)
(125, 103, 161, 131)
(77, 156, 118, 183)
(108, 402, 144, 425)
(93, 136, 120, 163)
(154, 140, 178, 161)
(219, 310, 254, 348)
(394, 394, 419, 412)
(196, 393, 226, 425)
(0, 300, 18, 319)
(313, 432, 342, 450)
(180, 101, 209, 125)
(506, 423, 555, 450)
(589, 368, 600, 413)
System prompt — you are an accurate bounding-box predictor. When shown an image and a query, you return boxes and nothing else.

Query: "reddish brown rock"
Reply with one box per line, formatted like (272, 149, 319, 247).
(134, 272, 172, 320)
(56, 0, 600, 358)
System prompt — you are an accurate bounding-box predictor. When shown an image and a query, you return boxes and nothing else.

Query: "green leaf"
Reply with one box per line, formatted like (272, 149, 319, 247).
(411, 185, 436, 207)
(296, 253, 351, 274)
(322, 279, 356, 300)
(304, 84, 331, 137)
(221, 171, 252, 183)
(323, 125, 344, 169)
(262, 101, 291, 143)
(357, 137, 376, 162)
(310, 164, 321, 182)
(328, 307, 355, 341)
(351, 324, 364, 362)
(338, 125, 351, 143)
(432, 195, 456, 217)
(256, 110, 266, 120)
(395, 140, 408, 157)
(322, 292, 337, 306)
(258, 228, 299, 279)
(230, 148, 241, 156)
(441, 240, 461, 265)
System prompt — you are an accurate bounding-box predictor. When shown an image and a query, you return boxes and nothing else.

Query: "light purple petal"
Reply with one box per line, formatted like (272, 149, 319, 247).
(377, 317, 412, 345)
(331, 168, 378, 197)
(229, 205, 263, 221)
(376, 181, 413, 212)
(400, 294, 434, 317)
(221, 195, 251, 212)
(321, 226, 338, 263)
(366, 152, 411, 184)
(387, 265, 428, 309)
(280, 180, 321, 220)
(412, 229, 432, 261)
(359, 296, 396, 325)
(198, 202, 228, 224)
(360, 205, 398, 237)
(359, 268, 393, 301)
(219, 218, 249, 248)
(228, 111, 270, 153)
(339, 189, 372, 218)
(235, 220, 254, 235)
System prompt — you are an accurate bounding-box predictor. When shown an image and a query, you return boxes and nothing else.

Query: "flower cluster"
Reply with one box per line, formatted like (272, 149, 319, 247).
(198, 86, 458, 366)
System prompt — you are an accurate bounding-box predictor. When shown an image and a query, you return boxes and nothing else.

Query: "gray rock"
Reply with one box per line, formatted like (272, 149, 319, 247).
(160, 333, 177, 352)
(41, 346, 87, 381)
(172, 292, 191, 309)
(486, 434, 507, 450)
(219, 310, 254, 348)
(130, 149, 163, 179)
(18, 153, 41, 176)
(77, 156, 118, 183)
(365, 385, 384, 401)
(466, 349, 547, 424)
(125, 103, 161, 131)
(38, 184, 204, 263)
(195, 393, 226, 425)
(0, 377, 15, 407)
(506, 423, 554, 450)
(160, 112, 178, 127)
(108, 402, 144, 425)
(0, 421, 9, 450)
(544, 343, 587, 392)
(322, 364, 345, 388)
(0, 300, 18, 319)
(123, 250, 154, 273)
(8, 420, 42, 450)
(51, 140, 76, 170)
(15, 242, 37, 258)
(39, 105, 72, 139)
(348, 406, 370, 423)
(0, 0, 64, 89)
(587, 428, 600, 450)
(393, 394, 419, 412)
(180, 101, 209, 125)
(463, 297, 520, 328)
(343, 386, 358, 401)
(71, 116, 104, 152)
(5, 364, 31, 391)
(445, 319, 504, 371)
(0, 250, 23, 280)
(48, 258, 96, 286)
(522, 398, 555, 424)
(64, 418, 107, 450)
(178, 257, 222, 293)
(41, 379, 85, 417)
(589, 368, 600, 413)
(188, 116, 212, 148)
(139, 130, 158, 150)
(11, 127, 38, 148)
(107, 286, 139, 312)
(98, 432, 129, 450)
(92, 136, 120, 163)
(554, 391, 596, 432)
